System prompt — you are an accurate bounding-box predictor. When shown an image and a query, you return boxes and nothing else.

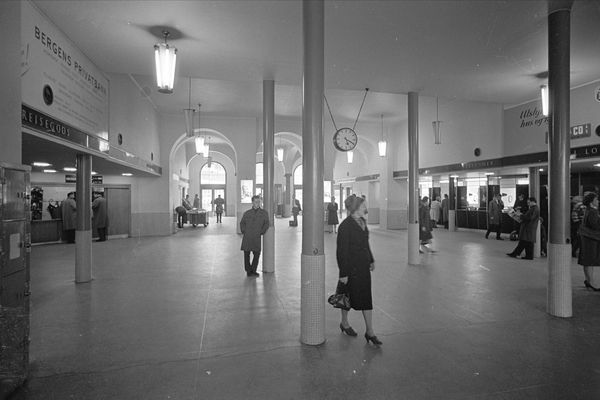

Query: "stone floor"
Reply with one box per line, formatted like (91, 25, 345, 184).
(7, 216, 600, 399)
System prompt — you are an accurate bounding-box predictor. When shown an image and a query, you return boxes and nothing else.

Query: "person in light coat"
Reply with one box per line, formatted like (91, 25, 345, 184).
(61, 192, 77, 243)
(485, 193, 504, 240)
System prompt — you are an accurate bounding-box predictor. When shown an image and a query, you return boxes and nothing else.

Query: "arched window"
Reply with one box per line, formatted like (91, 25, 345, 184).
(293, 164, 302, 186)
(201, 162, 226, 185)
(256, 163, 263, 185)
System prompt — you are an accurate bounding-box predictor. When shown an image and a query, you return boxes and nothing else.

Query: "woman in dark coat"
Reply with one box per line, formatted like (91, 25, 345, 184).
(336, 195, 381, 345)
(327, 196, 339, 233)
(419, 196, 434, 252)
(578, 192, 600, 290)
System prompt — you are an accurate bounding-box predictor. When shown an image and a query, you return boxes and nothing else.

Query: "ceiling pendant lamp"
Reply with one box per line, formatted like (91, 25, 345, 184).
(194, 103, 205, 153)
(540, 84, 549, 117)
(347, 150, 354, 164)
(154, 30, 177, 94)
(432, 96, 442, 145)
(378, 114, 387, 157)
(276, 134, 284, 162)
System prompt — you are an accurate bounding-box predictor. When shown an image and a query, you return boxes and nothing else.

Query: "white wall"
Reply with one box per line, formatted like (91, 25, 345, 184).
(504, 81, 600, 155)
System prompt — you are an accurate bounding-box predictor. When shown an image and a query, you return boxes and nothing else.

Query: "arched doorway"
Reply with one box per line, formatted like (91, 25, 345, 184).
(200, 162, 227, 214)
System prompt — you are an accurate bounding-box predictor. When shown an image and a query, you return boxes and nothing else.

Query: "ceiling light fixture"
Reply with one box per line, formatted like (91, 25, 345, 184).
(63, 167, 77, 172)
(154, 30, 177, 94)
(432, 97, 442, 145)
(122, 173, 133, 177)
(540, 84, 549, 117)
(202, 136, 210, 158)
(91, 171, 97, 175)
(347, 151, 354, 164)
(43, 169, 57, 173)
(276, 133, 284, 162)
(378, 114, 387, 157)
(33, 162, 51, 167)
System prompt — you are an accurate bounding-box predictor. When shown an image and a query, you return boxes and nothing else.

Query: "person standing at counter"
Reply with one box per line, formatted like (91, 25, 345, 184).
(240, 195, 269, 277)
(92, 191, 109, 242)
(61, 192, 77, 243)
(485, 193, 504, 240)
(441, 194, 449, 228)
(507, 197, 539, 260)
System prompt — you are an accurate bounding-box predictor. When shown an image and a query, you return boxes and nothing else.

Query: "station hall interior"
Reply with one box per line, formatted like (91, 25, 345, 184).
(2, 0, 600, 399)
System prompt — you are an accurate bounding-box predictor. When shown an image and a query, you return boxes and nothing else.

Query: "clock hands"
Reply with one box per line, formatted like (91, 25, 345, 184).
(344, 138, 356, 146)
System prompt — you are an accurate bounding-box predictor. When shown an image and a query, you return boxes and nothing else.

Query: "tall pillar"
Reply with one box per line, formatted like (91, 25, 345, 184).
(262, 80, 275, 273)
(75, 154, 92, 283)
(300, 0, 325, 345)
(547, 0, 573, 318)
(530, 167, 541, 258)
(407, 92, 420, 265)
(449, 177, 457, 231)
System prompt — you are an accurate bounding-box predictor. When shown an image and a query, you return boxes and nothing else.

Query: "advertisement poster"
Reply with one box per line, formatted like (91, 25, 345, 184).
(240, 180, 253, 203)
(21, 1, 109, 138)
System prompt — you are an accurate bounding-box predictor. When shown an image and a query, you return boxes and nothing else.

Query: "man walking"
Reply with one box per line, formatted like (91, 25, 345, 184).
(485, 193, 504, 240)
(240, 195, 269, 277)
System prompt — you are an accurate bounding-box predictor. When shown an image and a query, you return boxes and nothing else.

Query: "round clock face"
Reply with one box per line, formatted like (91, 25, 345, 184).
(333, 127, 358, 152)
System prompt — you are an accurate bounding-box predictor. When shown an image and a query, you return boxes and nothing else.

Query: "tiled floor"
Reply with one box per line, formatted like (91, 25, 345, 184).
(8, 216, 600, 399)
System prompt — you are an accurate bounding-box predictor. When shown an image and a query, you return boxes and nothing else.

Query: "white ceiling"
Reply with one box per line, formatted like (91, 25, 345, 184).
(24, 0, 600, 176)
(32, 0, 600, 123)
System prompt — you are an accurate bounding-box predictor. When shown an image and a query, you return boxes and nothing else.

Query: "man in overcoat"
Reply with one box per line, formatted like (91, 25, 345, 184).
(240, 195, 269, 277)
(61, 192, 77, 243)
(485, 193, 504, 240)
(92, 191, 109, 241)
(507, 197, 539, 260)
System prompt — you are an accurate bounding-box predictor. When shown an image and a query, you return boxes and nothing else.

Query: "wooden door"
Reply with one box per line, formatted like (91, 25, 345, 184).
(105, 187, 130, 237)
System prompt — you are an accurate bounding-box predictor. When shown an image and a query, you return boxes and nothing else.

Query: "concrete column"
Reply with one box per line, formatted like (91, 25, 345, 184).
(449, 177, 457, 231)
(547, 0, 573, 318)
(407, 92, 420, 265)
(0, 1, 21, 165)
(300, 0, 325, 345)
(530, 167, 542, 258)
(262, 80, 275, 273)
(284, 173, 292, 217)
(75, 154, 92, 283)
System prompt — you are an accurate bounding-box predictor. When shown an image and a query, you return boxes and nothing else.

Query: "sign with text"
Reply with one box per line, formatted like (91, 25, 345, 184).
(21, 1, 109, 138)
(570, 123, 591, 139)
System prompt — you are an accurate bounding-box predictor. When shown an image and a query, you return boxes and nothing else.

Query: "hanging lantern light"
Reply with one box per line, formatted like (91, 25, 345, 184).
(347, 151, 354, 164)
(432, 97, 442, 145)
(378, 114, 387, 157)
(277, 148, 284, 162)
(540, 84, 549, 117)
(195, 136, 204, 154)
(154, 30, 177, 94)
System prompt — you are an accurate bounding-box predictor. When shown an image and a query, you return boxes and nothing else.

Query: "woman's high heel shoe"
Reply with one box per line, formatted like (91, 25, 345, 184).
(340, 323, 357, 337)
(364, 333, 382, 345)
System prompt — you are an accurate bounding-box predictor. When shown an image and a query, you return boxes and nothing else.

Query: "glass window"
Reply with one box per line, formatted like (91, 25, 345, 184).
(256, 163, 263, 185)
(293, 164, 302, 186)
(200, 162, 226, 185)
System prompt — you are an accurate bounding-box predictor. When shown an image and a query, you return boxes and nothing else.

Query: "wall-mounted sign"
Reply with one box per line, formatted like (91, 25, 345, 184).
(91, 175, 103, 184)
(65, 174, 76, 183)
(571, 123, 591, 139)
(21, 1, 109, 138)
(595, 86, 600, 102)
(240, 180, 253, 203)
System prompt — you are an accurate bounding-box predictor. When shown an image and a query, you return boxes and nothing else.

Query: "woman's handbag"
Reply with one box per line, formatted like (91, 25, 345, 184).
(327, 281, 351, 311)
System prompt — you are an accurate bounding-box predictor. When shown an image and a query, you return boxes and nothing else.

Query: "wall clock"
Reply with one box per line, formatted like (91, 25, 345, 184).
(333, 127, 358, 151)
(325, 88, 369, 153)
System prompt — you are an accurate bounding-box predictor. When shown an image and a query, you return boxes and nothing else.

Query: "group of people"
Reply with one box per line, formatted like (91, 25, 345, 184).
(175, 194, 225, 228)
(60, 191, 108, 243)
